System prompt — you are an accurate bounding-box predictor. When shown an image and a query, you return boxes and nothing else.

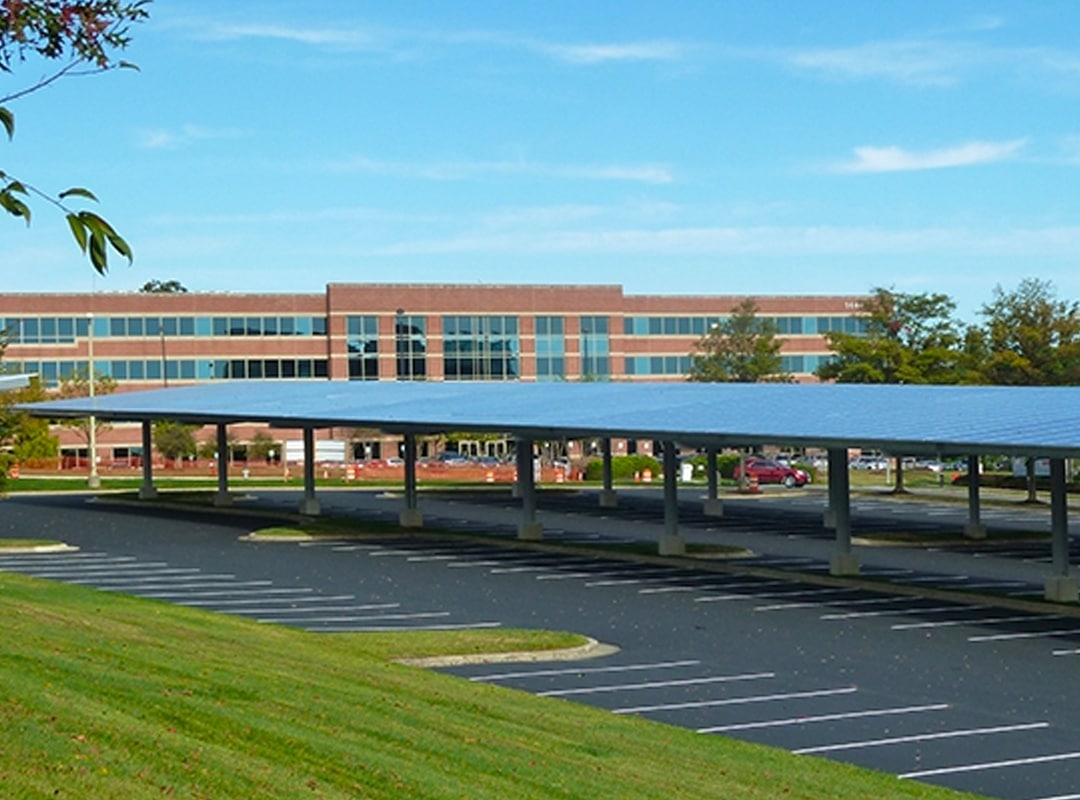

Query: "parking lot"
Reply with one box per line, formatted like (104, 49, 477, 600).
(4, 490, 1080, 799)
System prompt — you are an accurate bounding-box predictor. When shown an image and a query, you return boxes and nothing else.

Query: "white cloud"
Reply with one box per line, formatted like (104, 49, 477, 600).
(327, 156, 674, 184)
(537, 40, 693, 65)
(137, 124, 246, 150)
(830, 139, 1026, 173)
(781, 39, 976, 87)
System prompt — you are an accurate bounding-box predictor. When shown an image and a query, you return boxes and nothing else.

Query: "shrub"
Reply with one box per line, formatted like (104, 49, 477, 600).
(583, 454, 661, 482)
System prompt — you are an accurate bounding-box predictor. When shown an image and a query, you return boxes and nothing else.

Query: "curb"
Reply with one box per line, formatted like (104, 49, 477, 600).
(396, 637, 620, 668)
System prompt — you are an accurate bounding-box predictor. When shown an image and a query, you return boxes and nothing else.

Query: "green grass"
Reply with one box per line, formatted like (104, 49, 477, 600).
(0, 538, 61, 550)
(0, 573, 987, 799)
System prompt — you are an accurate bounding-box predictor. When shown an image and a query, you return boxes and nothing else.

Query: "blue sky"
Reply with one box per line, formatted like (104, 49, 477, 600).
(4, 0, 1080, 320)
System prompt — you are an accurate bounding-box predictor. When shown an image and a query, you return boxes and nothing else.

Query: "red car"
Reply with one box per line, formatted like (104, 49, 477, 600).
(733, 457, 810, 488)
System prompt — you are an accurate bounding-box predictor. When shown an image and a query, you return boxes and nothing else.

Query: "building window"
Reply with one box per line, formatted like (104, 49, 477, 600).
(442, 315, 518, 381)
(579, 316, 610, 380)
(535, 316, 565, 381)
(346, 315, 380, 381)
(392, 313, 427, 381)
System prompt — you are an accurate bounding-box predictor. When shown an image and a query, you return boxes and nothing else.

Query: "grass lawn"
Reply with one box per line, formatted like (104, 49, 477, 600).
(0, 573, 988, 799)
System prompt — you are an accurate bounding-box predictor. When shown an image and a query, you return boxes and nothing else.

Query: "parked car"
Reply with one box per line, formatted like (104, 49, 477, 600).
(733, 457, 810, 488)
(435, 451, 469, 466)
(849, 455, 888, 471)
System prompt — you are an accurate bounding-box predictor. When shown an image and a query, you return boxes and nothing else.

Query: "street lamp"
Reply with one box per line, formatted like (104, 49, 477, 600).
(86, 312, 100, 489)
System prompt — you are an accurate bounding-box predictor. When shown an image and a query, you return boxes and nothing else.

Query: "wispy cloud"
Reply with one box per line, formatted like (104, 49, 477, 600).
(779, 39, 978, 87)
(194, 18, 694, 67)
(537, 40, 694, 65)
(137, 124, 246, 150)
(327, 156, 674, 184)
(364, 223, 1080, 258)
(829, 139, 1026, 173)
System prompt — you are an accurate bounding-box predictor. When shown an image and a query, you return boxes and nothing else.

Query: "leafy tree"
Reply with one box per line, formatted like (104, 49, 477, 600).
(1, 0, 149, 274)
(247, 431, 280, 462)
(153, 420, 196, 460)
(1, 376, 57, 470)
(54, 367, 117, 449)
(977, 278, 1080, 386)
(688, 298, 791, 383)
(139, 279, 188, 293)
(816, 287, 968, 384)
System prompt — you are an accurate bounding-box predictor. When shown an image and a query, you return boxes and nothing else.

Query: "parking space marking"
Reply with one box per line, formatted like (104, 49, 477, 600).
(538, 672, 774, 697)
(793, 721, 1049, 754)
(249, 603, 400, 615)
(968, 628, 1080, 643)
(181, 595, 356, 607)
(467, 659, 702, 682)
(638, 586, 699, 595)
(698, 703, 950, 734)
(900, 750, 1080, 779)
(892, 614, 1060, 631)
(258, 611, 451, 624)
(316, 621, 503, 632)
(821, 605, 977, 620)
(139, 587, 315, 599)
(72, 573, 238, 585)
(614, 686, 857, 715)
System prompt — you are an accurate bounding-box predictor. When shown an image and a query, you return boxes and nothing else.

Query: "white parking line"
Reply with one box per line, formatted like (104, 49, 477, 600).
(140, 588, 315, 598)
(968, 628, 1080, 642)
(698, 703, 950, 733)
(259, 611, 451, 623)
(901, 750, 1080, 779)
(892, 615, 1059, 631)
(446, 560, 502, 568)
(72, 573, 236, 585)
(793, 721, 1049, 754)
(181, 595, 356, 607)
(614, 686, 857, 715)
(539, 672, 774, 697)
(315, 621, 503, 632)
(638, 586, 699, 595)
(821, 605, 975, 620)
(469, 659, 702, 682)
(250, 603, 400, 615)
(406, 554, 461, 562)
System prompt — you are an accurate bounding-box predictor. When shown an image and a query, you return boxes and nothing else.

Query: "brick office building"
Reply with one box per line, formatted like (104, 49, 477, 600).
(0, 283, 867, 464)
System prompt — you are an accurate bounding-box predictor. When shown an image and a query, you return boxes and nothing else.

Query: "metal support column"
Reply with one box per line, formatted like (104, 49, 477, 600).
(703, 447, 723, 517)
(213, 423, 231, 507)
(399, 433, 422, 527)
(1045, 458, 1078, 602)
(138, 420, 157, 500)
(828, 447, 858, 575)
(516, 439, 542, 540)
(299, 427, 321, 516)
(659, 442, 685, 555)
(964, 453, 987, 539)
(599, 437, 617, 508)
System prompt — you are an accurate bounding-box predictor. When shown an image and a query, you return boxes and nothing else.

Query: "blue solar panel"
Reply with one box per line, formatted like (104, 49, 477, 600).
(19, 381, 1080, 456)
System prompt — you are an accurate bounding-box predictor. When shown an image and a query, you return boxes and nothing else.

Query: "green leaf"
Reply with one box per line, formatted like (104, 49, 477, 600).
(89, 230, 108, 275)
(67, 214, 89, 253)
(0, 190, 31, 223)
(0, 107, 13, 140)
(58, 187, 99, 203)
(118, 60, 141, 71)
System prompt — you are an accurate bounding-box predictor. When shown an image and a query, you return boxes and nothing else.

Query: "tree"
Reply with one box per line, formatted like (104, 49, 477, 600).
(816, 287, 968, 384)
(688, 298, 791, 382)
(247, 431, 280, 462)
(0, 377, 58, 480)
(139, 279, 188, 293)
(1, 1, 149, 274)
(54, 366, 117, 449)
(977, 278, 1080, 386)
(153, 420, 196, 461)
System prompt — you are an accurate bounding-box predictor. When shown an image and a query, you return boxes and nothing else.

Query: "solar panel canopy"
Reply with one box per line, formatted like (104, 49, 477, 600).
(18, 381, 1080, 458)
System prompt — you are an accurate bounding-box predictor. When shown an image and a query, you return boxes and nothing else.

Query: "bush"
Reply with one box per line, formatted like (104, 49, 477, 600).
(583, 454, 661, 482)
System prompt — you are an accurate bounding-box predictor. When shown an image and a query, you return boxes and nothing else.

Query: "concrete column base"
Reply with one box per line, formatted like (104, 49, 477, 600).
(830, 552, 860, 576)
(659, 534, 686, 556)
(398, 508, 423, 528)
(823, 508, 837, 529)
(598, 489, 618, 508)
(518, 521, 543, 541)
(87, 475, 101, 489)
(1044, 576, 1079, 603)
(511, 484, 522, 499)
(138, 486, 158, 500)
(298, 497, 321, 516)
(963, 522, 988, 540)
(703, 498, 724, 517)
(213, 492, 233, 508)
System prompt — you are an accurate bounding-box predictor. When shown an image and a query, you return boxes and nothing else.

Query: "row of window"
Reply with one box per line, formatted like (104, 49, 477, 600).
(624, 354, 832, 376)
(623, 315, 868, 337)
(5, 359, 330, 385)
(2, 315, 329, 343)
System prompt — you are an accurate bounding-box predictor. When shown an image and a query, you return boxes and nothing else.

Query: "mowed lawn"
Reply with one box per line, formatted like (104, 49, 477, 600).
(0, 573, 987, 799)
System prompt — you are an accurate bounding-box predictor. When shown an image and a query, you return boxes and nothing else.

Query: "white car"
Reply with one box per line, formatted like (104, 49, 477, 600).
(849, 455, 888, 471)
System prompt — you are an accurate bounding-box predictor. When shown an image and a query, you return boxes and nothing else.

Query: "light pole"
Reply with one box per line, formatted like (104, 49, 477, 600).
(395, 308, 406, 381)
(86, 312, 100, 488)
